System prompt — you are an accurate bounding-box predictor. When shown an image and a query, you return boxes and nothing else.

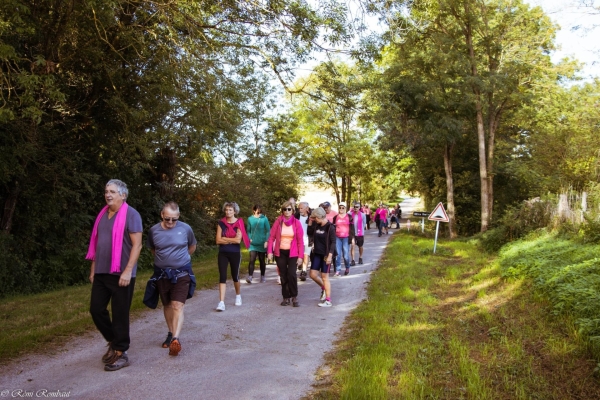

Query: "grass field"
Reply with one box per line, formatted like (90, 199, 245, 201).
(308, 233, 600, 399)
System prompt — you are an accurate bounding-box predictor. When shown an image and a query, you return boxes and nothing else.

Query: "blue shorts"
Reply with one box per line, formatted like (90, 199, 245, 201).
(310, 254, 331, 273)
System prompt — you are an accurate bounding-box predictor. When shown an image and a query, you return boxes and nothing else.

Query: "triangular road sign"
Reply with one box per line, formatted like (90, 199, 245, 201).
(428, 202, 449, 222)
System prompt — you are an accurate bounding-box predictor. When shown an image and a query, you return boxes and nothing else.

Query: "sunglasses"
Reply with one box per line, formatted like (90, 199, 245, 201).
(282, 207, 293, 212)
(354, 206, 359, 209)
(339, 206, 345, 209)
(163, 217, 178, 222)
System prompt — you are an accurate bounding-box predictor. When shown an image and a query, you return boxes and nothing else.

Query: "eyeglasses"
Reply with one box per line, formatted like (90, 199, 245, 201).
(354, 206, 359, 209)
(282, 207, 293, 212)
(163, 218, 178, 222)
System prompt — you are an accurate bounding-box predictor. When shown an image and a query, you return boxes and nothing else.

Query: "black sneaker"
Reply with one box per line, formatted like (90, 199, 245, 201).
(104, 351, 130, 371)
(162, 332, 173, 348)
(358, 258, 363, 264)
(300, 271, 307, 281)
(350, 260, 356, 266)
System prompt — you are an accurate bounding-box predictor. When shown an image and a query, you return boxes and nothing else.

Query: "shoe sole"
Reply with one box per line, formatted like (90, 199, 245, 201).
(104, 360, 130, 371)
(169, 340, 181, 356)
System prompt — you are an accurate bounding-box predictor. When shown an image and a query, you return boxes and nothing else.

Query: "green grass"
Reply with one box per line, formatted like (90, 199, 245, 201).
(310, 233, 600, 399)
(0, 248, 249, 362)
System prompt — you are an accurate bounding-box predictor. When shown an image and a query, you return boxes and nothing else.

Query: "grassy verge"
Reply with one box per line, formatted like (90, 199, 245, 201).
(309, 233, 600, 399)
(0, 248, 251, 362)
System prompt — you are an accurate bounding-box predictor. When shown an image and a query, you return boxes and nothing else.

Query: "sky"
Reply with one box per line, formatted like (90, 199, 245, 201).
(526, 0, 600, 79)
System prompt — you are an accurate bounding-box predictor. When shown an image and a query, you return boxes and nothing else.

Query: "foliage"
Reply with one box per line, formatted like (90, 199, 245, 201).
(499, 230, 600, 357)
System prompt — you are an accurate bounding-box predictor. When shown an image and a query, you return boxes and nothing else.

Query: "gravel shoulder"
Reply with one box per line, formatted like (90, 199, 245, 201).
(0, 198, 420, 400)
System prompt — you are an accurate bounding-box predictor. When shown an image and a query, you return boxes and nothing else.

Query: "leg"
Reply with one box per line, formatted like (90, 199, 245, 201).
(110, 276, 136, 352)
(228, 252, 242, 295)
(257, 251, 266, 276)
(350, 242, 355, 262)
(90, 274, 115, 343)
(276, 252, 291, 299)
(342, 238, 350, 267)
(218, 252, 229, 301)
(248, 251, 258, 277)
(169, 301, 185, 337)
(287, 256, 299, 299)
(335, 238, 343, 273)
(321, 272, 331, 299)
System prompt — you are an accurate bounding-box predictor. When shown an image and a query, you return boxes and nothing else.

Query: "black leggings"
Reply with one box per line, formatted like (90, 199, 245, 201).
(276, 249, 298, 299)
(218, 251, 241, 283)
(248, 251, 266, 276)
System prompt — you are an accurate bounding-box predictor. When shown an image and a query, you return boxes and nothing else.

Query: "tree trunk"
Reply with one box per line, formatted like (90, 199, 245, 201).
(443, 143, 457, 238)
(464, 8, 490, 232)
(1, 182, 20, 235)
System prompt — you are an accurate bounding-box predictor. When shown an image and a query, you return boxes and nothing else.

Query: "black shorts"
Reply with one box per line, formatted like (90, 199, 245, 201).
(157, 275, 191, 305)
(354, 236, 364, 247)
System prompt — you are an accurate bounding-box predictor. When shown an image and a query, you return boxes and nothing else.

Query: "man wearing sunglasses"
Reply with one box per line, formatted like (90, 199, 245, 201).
(147, 201, 197, 357)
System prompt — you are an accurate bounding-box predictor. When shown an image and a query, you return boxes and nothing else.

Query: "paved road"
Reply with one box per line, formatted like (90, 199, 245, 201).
(0, 198, 420, 400)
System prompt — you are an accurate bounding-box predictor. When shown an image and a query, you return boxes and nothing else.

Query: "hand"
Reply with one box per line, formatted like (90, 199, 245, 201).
(326, 255, 332, 265)
(89, 274, 94, 284)
(267, 254, 273, 263)
(296, 258, 303, 267)
(119, 270, 132, 287)
(264, 242, 268, 249)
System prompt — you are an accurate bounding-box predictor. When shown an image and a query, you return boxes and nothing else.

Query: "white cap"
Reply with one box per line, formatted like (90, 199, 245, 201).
(339, 202, 347, 208)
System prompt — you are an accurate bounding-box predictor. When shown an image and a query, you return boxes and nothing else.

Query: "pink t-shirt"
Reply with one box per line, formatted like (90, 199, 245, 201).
(280, 224, 294, 250)
(335, 214, 350, 238)
(326, 210, 338, 224)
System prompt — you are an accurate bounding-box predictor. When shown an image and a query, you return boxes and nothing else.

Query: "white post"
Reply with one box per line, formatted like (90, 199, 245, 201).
(433, 221, 440, 253)
(421, 218, 425, 233)
(407, 219, 411, 231)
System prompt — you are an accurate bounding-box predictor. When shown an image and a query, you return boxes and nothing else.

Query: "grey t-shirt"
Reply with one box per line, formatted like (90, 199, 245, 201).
(147, 221, 197, 269)
(94, 206, 143, 277)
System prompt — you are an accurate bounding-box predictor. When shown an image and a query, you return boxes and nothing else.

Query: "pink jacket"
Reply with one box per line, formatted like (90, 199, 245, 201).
(267, 216, 305, 258)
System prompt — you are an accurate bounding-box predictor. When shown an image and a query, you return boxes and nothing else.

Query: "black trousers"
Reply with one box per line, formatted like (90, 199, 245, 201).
(275, 249, 298, 299)
(90, 274, 136, 352)
(248, 251, 266, 276)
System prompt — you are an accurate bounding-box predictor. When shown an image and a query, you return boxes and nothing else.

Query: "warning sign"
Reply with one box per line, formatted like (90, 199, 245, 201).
(428, 202, 449, 222)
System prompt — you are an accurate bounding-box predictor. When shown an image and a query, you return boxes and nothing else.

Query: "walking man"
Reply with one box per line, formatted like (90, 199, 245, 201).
(350, 202, 366, 266)
(87, 179, 143, 371)
(296, 201, 312, 281)
(333, 202, 354, 276)
(147, 201, 197, 356)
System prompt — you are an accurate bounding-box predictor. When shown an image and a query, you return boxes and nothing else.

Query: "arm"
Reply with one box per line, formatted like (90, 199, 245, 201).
(267, 218, 278, 258)
(216, 224, 241, 245)
(188, 244, 197, 255)
(119, 231, 142, 287)
(89, 261, 96, 283)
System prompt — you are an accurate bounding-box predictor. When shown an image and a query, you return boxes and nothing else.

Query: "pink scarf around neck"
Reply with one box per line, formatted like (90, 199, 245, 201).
(351, 210, 364, 236)
(220, 217, 250, 248)
(85, 203, 129, 273)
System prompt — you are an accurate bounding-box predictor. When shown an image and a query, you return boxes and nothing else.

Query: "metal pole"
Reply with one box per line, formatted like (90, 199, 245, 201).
(433, 221, 440, 253)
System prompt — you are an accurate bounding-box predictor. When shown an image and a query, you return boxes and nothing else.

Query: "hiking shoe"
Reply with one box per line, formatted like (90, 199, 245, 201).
(101, 342, 115, 363)
(169, 338, 181, 356)
(358, 258, 363, 264)
(344, 268, 349, 276)
(246, 275, 253, 284)
(293, 300, 300, 307)
(235, 295, 242, 306)
(350, 260, 356, 266)
(260, 275, 266, 283)
(276, 276, 281, 285)
(318, 300, 332, 308)
(300, 271, 307, 281)
(162, 332, 173, 348)
(216, 301, 225, 311)
(281, 298, 290, 306)
(320, 290, 326, 301)
(104, 351, 129, 371)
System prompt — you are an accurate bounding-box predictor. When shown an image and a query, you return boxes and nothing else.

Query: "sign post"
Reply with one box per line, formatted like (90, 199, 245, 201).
(413, 211, 429, 233)
(427, 203, 450, 253)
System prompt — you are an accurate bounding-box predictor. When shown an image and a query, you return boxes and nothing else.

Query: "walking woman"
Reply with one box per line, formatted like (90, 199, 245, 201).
(246, 205, 270, 284)
(215, 202, 249, 311)
(307, 207, 336, 307)
(267, 200, 304, 307)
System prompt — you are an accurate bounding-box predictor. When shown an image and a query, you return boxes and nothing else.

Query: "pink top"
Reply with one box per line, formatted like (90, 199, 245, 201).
(267, 216, 305, 258)
(325, 210, 338, 224)
(280, 224, 294, 250)
(335, 214, 351, 238)
(377, 208, 388, 220)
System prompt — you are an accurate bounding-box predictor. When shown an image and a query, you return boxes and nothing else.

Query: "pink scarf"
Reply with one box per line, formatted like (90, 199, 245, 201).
(282, 215, 295, 227)
(85, 203, 129, 273)
(220, 218, 250, 248)
(351, 210, 364, 236)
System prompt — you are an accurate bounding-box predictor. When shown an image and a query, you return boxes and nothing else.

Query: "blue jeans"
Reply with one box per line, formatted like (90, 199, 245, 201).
(335, 237, 349, 272)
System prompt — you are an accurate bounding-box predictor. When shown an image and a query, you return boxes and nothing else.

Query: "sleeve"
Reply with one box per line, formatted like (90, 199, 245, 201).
(327, 225, 336, 253)
(187, 225, 197, 246)
(128, 208, 143, 233)
(295, 220, 304, 258)
(246, 217, 253, 238)
(146, 226, 155, 249)
(267, 217, 279, 253)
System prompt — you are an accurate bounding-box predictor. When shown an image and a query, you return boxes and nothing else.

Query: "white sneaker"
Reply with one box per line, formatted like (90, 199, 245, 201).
(235, 295, 242, 306)
(318, 300, 332, 307)
(216, 301, 225, 311)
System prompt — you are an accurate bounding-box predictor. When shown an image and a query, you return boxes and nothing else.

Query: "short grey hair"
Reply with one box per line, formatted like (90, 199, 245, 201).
(162, 201, 180, 213)
(223, 201, 240, 215)
(299, 201, 309, 208)
(106, 179, 128, 199)
(311, 207, 326, 219)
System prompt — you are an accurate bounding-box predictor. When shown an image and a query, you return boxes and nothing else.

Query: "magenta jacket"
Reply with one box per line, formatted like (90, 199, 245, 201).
(267, 216, 305, 258)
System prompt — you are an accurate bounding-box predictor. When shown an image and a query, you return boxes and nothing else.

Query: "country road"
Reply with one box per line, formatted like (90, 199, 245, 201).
(0, 198, 421, 400)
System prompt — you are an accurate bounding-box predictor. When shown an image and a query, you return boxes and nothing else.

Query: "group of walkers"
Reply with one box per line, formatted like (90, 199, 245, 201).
(85, 179, 391, 372)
